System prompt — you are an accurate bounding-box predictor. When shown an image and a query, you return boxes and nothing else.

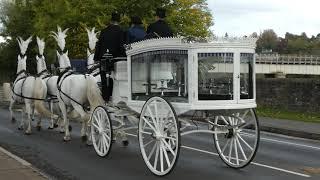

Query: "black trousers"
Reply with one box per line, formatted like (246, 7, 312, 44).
(100, 71, 113, 102)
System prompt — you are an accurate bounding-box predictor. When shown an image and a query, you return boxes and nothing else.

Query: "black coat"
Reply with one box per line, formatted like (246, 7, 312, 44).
(146, 20, 173, 38)
(94, 24, 126, 62)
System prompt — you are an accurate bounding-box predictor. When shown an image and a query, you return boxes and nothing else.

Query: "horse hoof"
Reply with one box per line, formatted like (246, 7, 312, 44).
(63, 136, 71, 142)
(25, 131, 31, 135)
(36, 126, 41, 131)
(68, 125, 72, 132)
(122, 140, 129, 147)
(81, 135, 87, 142)
(18, 127, 23, 131)
(11, 117, 16, 124)
(48, 127, 53, 130)
(53, 124, 59, 128)
(32, 118, 35, 122)
(86, 141, 93, 146)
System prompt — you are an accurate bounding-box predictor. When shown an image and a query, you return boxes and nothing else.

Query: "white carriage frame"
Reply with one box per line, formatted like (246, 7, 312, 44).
(125, 37, 257, 114)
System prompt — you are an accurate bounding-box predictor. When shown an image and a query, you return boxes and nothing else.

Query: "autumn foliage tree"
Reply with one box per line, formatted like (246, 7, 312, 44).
(0, 0, 213, 76)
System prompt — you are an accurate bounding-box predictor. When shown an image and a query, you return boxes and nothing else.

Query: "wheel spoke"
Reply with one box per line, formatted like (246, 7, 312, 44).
(144, 139, 155, 148)
(154, 101, 159, 128)
(102, 133, 110, 150)
(228, 138, 234, 162)
(221, 138, 231, 154)
(92, 121, 100, 130)
(153, 143, 160, 170)
(160, 142, 164, 172)
(163, 136, 177, 142)
(236, 137, 247, 161)
(234, 137, 239, 165)
(239, 119, 255, 129)
(141, 131, 152, 135)
(161, 143, 171, 168)
(142, 117, 157, 133)
(148, 141, 158, 160)
(237, 134, 253, 151)
(102, 132, 111, 142)
(219, 116, 229, 125)
(161, 138, 175, 156)
(147, 106, 157, 130)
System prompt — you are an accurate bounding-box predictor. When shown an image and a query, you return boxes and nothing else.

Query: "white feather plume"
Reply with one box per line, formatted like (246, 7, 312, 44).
(50, 26, 69, 51)
(86, 27, 99, 51)
(36, 37, 45, 56)
(17, 36, 32, 55)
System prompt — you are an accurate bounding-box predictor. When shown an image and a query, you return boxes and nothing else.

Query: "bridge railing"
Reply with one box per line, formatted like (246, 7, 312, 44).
(256, 54, 320, 65)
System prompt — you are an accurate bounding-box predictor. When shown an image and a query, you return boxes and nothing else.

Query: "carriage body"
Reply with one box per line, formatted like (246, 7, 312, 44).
(92, 37, 260, 176)
(115, 37, 257, 114)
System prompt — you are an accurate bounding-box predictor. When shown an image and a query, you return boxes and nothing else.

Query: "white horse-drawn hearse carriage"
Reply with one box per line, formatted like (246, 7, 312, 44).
(90, 37, 260, 176)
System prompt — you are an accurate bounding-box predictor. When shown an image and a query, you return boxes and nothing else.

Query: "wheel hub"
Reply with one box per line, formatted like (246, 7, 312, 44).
(226, 127, 237, 138)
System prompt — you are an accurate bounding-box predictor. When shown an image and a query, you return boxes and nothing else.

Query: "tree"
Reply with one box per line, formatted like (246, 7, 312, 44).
(256, 29, 278, 53)
(0, 0, 214, 73)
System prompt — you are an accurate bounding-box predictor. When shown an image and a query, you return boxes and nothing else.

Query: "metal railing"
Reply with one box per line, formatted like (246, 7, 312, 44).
(256, 54, 320, 65)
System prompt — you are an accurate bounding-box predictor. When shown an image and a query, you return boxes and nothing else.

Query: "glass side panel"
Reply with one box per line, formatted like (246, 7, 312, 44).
(131, 50, 188, 102)
(240, 53, 254, 99)
(198, 53, 234, 100)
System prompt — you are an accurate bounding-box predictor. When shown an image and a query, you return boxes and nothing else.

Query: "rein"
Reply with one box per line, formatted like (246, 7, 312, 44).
(57, 68, 89, 111)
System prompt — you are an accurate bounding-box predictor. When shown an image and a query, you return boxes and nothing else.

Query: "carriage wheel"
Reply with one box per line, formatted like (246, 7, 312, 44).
(138, 97, 180, 176)
(213, 109, 260, 168)
(91, 106, 113, 157)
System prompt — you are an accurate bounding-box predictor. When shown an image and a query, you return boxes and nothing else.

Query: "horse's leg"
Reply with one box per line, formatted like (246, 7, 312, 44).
(9, 97, 16, 123)
(58, 101, 70, 141)
(24, 101, 32, 135)
(71, 102, 89, 142)
(31, 105, 35, 122)
(18, 106, 25, 130)
(36, 103, 42, 131)
(119, 116, 129, 146)
(48, 100, 54, 129)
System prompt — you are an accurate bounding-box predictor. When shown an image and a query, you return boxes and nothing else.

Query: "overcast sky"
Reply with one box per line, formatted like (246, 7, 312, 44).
(208, 0, 320, 38)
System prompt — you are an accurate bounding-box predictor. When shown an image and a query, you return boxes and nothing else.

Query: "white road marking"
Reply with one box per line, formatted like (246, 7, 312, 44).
(260, 137, 320, 151)
(181, 145, 311, 178)
(125, 133, 311, 178)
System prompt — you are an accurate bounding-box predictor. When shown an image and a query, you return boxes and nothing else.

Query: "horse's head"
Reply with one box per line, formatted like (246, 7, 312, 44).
(57, 50, 71, 72)
(36, 36, 45, 56)
(51, 26, 69, 52)
(17, 36, 32, 55)
(36, 55, 47, 74)
(17, 55, 27, 74)
(86, 27, 99, 51)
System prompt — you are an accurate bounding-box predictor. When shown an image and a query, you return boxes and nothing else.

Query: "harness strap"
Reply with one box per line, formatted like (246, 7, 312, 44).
(37, 69, 48, 77)
(57, 71, 89, 111)
(11, 76, 46, 101)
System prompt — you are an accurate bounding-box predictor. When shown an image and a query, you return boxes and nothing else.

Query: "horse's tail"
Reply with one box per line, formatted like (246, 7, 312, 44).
(33, 77, 58, 119)
(86, 75, 104, 109)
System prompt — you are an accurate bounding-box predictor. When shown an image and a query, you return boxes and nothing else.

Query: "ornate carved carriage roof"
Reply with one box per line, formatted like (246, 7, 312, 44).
(126, 37, 257, 56)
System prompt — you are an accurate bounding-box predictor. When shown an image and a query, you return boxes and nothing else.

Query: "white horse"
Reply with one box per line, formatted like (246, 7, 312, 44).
(56, 51, 104, 141)
(10, 36, 57, 134)
(36, 37, 60, 129)
(52, 27, 104, 141)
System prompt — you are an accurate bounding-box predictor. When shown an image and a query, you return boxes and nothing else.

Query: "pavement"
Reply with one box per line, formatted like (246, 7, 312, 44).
(259, 117, 320, 140)
(0, 146, 47, 180)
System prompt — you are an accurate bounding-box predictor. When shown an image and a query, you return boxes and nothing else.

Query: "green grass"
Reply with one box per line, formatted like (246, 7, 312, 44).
(256, 106, 320, 123)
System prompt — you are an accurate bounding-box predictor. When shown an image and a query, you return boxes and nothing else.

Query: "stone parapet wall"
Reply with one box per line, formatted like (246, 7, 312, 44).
(257, 78, 320, 112)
